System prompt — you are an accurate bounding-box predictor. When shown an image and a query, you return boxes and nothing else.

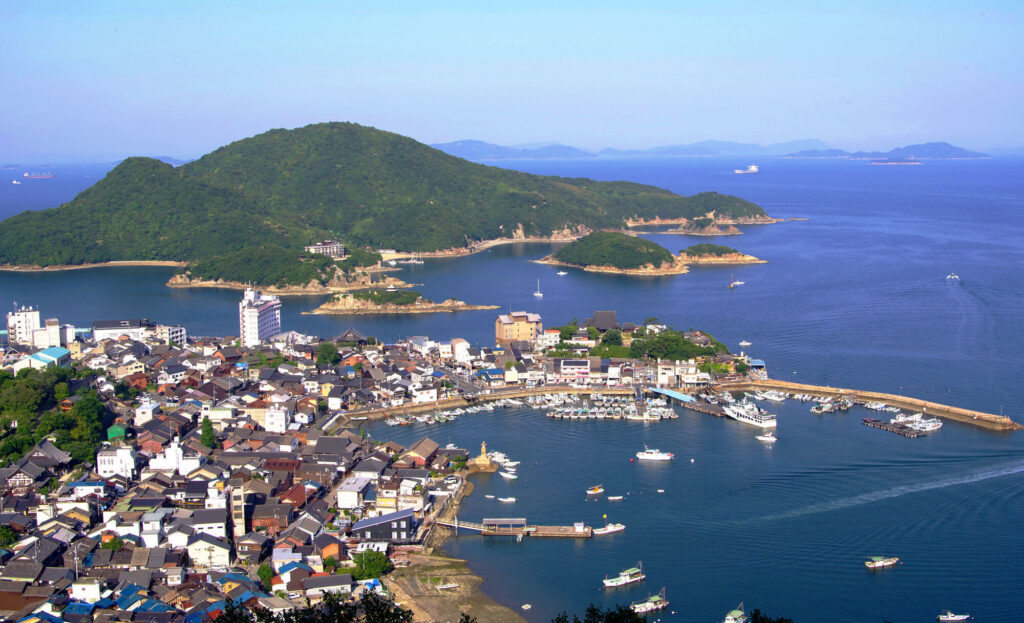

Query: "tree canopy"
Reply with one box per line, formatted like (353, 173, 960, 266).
(0, 122, 768, 286)
(554, 232, 675, 269)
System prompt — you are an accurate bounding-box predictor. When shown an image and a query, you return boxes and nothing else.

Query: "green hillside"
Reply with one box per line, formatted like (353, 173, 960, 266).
(0, 122, 768, 281)
(553, 232, 675, 269)
(681, 243, 739, 257)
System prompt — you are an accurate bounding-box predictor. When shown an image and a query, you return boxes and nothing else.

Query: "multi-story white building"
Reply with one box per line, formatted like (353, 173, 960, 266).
(239, 289, 281, 347)
(304, 240, 346, 258)
(93, 319, 150, 342)
(154, 324, 188, 346)
(6, 305, 41, 345)
(96, 446, 139, 479)
(31, 318, 75, 349)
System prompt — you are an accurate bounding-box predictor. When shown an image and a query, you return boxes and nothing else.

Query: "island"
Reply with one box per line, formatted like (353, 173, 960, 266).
(679, 243, 765, 265)
(536, 232, 690, 275)
(305, 289, 498, 315)
(0, 122, 772, 286)
(785, 141, 988, 160)
(536, 233, 765, 275)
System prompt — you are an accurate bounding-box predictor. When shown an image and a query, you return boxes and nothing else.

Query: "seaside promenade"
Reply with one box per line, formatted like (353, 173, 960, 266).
(325, 379, 1019, 433)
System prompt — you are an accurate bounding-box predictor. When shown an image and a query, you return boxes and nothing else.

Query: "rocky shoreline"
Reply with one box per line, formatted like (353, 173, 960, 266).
(305, 294, 498, 315)
(0, 260, 188, 272)
(682, 251, 766, 265)
(165, 273, 416, 295)
(533, 255, 691, 276)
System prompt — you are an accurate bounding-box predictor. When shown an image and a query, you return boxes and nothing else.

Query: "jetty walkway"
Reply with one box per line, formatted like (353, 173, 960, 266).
(715, 378, 1020, 432)
(436, 517, 592, 539)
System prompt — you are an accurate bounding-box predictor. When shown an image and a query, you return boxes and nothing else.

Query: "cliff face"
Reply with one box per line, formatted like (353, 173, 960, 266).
(682, 252, 765, 265)
(166, 272, 413, 294)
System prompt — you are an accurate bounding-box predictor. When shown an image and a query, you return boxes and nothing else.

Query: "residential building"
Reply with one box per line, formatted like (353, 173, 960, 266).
(239, 289, 282, 347)
(6, 305, 41, 345)
(93, 319, 151, 341)
(350, 508, 415, 543)
(96, 446, 138, 479)
(304, 240, 346, 258)
(494, 311, 542, 346)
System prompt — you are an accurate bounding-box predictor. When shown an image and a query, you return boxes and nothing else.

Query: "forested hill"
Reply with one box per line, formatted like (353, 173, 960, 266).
(0, 122, 768, 269)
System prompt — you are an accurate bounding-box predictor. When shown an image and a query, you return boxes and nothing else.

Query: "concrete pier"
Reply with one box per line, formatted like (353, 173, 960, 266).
(716, 378, 1020, 432)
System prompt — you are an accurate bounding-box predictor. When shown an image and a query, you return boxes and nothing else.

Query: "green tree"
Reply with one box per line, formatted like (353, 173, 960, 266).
(601, 329, 622, 346)
(53, 382, 69, 404)
(257, 563, 274, 591)
(201, 417, 216, 448)
(324, 556, 339, 573)
(551, 604, 646, 623)
(0, 525, 18, 547)
(317, 342, 341, 366)
(101, 537, 124, 550)
(586, 326, 600, 341)
(350, 550, 393, 580)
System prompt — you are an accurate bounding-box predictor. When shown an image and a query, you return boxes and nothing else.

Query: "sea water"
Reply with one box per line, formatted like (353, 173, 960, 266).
(3, 156, 1024, 620)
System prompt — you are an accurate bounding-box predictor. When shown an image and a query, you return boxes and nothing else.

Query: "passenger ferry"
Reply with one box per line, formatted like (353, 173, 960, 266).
(602, 562, 645, 588)
(724, 402, 777, 428)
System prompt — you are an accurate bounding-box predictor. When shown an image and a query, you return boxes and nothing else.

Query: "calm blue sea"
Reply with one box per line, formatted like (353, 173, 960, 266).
(2, 156, 1024, 621)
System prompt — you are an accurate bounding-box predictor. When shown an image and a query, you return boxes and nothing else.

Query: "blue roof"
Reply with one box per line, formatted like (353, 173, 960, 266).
(278, 561, 313, 575)
(749, 359, 766, 367)
(120, 583, 146, 597)
(17, 613, 63, 623)
(64, 603, 96, 615)
(67, 480, 106, 488)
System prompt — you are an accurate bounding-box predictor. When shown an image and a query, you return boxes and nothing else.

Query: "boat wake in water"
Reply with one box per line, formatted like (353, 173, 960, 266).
(755, 459, 1024, 523)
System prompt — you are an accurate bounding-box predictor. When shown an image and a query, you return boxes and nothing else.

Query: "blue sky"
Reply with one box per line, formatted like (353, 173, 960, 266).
(2, 1, 1022, 160)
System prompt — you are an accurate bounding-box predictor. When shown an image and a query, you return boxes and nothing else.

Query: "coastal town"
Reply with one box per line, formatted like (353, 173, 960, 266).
(0, 288, 772, 623)
(0, 288, 1016, 623)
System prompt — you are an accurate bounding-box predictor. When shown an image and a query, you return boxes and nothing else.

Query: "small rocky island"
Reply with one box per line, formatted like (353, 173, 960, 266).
(536, 232, 690, 275)
(306, 289, 497, 315)
(679, 243, 765, 265)
(536, 233, 765, 276)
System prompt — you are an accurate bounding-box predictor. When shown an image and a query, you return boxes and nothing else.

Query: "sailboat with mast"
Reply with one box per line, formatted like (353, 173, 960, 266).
(533, 279, 543, 298)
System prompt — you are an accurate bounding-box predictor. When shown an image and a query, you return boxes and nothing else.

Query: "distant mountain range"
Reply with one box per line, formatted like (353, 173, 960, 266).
(785, 142, 988, 159)
(431, 139, 831, 160)
(432, 139, 990, 161)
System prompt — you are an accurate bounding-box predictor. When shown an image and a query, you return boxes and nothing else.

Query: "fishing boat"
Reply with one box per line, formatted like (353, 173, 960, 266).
(593, 522, 626, 535)
(636, 446, 674, 461)
(937, 611, 971, 622)
(729, 273, 745, 288)
(630, 588, 668, 614)
(722, 603, 749, 623)
(739, 340, 752, 347)
(533, 279, 543, 298)
(586, 485, 604, 495)
(484, 494, 495, 499)
(602, 562, 645, 588)
(607, 495, 624, 501)
(521, 604, 532, 610)
(499, 471, 518, 480)
(497, 497, 516, 503)
(755, 431, 776, 442)
(864, 556, 900, 569)
(946, 273, 960, 280)
(557, 270, 568, 276)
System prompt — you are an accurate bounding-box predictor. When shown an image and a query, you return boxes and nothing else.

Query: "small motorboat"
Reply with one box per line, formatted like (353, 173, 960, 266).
(557, 270, 568, 276)
(593, 522, 626, 535)
(497, 497, 516, 503)
(484, 494, 495, 499)
(756, 431, 777, 443)
(937, 611, 971, 622)
(607, 495, 624, 501)
(521, 604, 532, 611)
(739, 340, 752, 347)
(946, 273, 960, 280)
(864, 556, 900, 569)
(499, 471, 518, 480)
(586, 485, 605, 495)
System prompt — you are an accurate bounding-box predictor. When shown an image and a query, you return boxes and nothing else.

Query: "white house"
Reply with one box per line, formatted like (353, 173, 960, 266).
(96, 446, 138, 479)
(69, 578, 104, 603)
(147, 438, 204, 476)
(264, 404, 291, 433)
(336, 476, 373, 510)
(186, 533, 231, 568)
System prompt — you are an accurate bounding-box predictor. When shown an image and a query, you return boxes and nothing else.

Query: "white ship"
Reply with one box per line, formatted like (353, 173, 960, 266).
(636, 446, 674, 461)
(734, 164, 759, 174)
(724, 402, 777, 428)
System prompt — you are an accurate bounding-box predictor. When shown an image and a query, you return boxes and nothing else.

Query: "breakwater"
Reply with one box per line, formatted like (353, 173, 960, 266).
(716, 378, 1020, 432)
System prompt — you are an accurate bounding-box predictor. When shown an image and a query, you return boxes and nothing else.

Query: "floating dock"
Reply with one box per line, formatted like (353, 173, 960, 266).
(862, 417, 926, 438)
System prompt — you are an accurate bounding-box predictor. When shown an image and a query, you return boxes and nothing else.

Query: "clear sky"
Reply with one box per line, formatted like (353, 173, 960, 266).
(2, 1, 1022, 161)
